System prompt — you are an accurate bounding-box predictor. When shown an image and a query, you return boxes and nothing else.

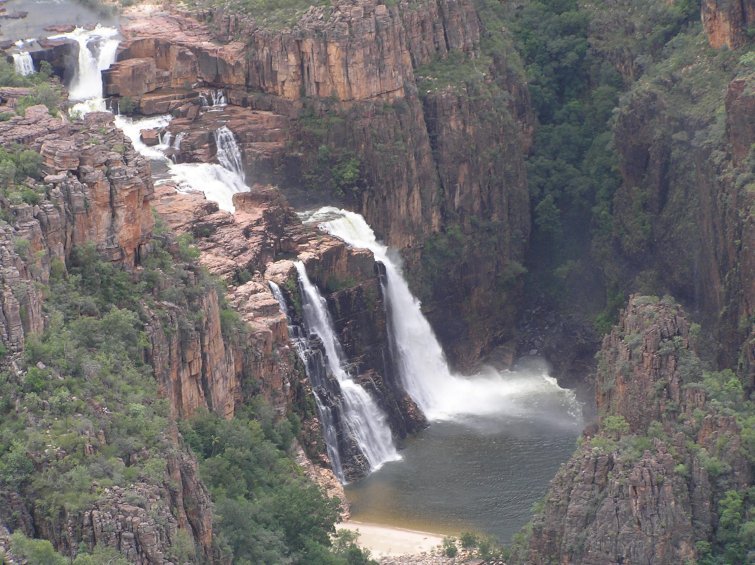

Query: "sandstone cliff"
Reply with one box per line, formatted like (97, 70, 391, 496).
(702, 0, 755, 49)
(153, 183, 425, 481)
(607, 20, 754, 388)
(104, 0, 532, 370)
(517, 296, 753, 564)
(0, 105, 215, 563)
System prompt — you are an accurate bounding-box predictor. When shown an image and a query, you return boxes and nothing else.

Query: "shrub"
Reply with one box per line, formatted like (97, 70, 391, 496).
(442, 537, 458, 557)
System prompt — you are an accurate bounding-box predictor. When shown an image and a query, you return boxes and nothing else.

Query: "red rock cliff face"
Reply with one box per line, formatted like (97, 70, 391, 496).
(0, 107, 215, 562)
(520, 296, 752, 564)
(113, 0, 532, 370)
(0, 108, 153, 355)
(702, 0, 755, 49)
(610, 59, 754, 387)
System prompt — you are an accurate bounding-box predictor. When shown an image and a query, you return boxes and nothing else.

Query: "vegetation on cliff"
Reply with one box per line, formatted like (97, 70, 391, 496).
(510, 296, 753, 563)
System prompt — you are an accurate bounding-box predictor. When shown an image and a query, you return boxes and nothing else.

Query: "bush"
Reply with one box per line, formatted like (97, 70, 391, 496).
(442, 537, 458, 557)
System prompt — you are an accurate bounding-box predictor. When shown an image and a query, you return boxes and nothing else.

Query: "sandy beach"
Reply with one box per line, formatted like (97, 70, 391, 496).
(337, 520, 446, 557)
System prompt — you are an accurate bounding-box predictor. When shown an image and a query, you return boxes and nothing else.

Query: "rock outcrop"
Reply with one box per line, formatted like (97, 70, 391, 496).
(518, 296, 752, 564)
(152, 182, 424, 480)
(0, 107, 153, 355)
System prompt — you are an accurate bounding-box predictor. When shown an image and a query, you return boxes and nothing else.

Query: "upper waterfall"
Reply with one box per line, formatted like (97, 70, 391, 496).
(301, 207, 582, 422)
(51, 25, 119, 114)
(214, 126, 246, 182)
(114, 115, 250, 213)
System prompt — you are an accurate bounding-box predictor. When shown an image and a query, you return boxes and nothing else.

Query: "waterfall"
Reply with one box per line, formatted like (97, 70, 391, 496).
(51, 25, 119, 114)
(302, 208, 582, 421)
(269, 282, 346, 481)
(172, 131, 186, 151)
(210, 89, 226, 106)
(295, 261, 400, 474)
(214, 126, 245, 181)
(12, 52, 35, 76)
(115, 115, 250, 213)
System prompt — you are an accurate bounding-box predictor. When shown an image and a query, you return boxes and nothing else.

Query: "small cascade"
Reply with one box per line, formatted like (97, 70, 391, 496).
(269, 282, 346, 482)
(51, 25, 119, 114)
(294, 261, 401, 475)
(113, 114, 173, 161)
(160, 131, 172, 148)
(302, 208, 583, 422)
(12, 52, 35, 76)
(214, 126, 245, 181)
(210, 89, 226, 106)
(115, 115, 251, 213)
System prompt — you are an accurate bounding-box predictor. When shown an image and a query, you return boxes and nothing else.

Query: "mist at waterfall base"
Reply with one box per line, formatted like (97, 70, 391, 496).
(302, 207, 582, 541)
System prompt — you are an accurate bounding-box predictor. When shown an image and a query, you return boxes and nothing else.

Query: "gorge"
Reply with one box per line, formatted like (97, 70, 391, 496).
(0, 0, 752, 563)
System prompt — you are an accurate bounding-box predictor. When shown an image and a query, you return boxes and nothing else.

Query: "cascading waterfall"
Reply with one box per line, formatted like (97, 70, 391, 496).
(214, 126, 245, 181)
(13, 52, 35, 76)
(115, 115, 250, 213)
(302, 207, 582, 422)
(295, 261, 401, 474)
(50, 25, 119, 115)
(269, 281, 346, 481)
(172, 131, 186, 151)
(210, 89, 226, 106)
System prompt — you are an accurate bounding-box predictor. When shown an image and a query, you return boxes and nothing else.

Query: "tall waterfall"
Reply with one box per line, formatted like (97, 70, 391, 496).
(51, 25, 119, 114)
(295, 261, 400, 474)
(302, 208, 581, 421)
(269, 281, 346, 481)
(12, 52, 35, 76)
(214, 126, 245, 181)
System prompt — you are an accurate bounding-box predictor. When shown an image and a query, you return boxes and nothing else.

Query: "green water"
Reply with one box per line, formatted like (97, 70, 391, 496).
(345, 368, 583, 542)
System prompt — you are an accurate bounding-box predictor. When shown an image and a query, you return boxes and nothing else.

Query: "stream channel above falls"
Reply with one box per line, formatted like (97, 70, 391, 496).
(19, 19, 586, 545)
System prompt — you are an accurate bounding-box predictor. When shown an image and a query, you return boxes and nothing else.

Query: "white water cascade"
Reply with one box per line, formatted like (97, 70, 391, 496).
(115, 115, 250, 212)
(295, 261, 401, 474)
(13, 52, 35, 76)
(302, 207, 582, 422)
(210, 89, 226, 106)
(269, 281, 346, 481)
(214, 126, 245, 181)
(51, 25, 119, 114)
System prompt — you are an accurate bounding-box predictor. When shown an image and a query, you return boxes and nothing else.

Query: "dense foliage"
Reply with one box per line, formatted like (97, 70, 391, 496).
(0, 59, 63, 116)
(180, 407, 374, 564)
(504, 0, 709, 331)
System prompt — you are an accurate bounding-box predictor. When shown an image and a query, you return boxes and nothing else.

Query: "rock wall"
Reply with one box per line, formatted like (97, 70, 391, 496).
(701, 0, 755, 49)
(0, 107, 153, 355)
(0, 105, 217, 562)
(112, 0, 532, 370)
(153, 183, 425, 480)
(519, 296, 752, 564)
(610, 54, 754, 387)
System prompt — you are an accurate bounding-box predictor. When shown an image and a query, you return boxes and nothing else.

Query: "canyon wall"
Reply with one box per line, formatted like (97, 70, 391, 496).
(604, 2, 754, 387)
(106, 0, 532, 369)
(518, 296, 752, 564)
(0, 104, 215, 562)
